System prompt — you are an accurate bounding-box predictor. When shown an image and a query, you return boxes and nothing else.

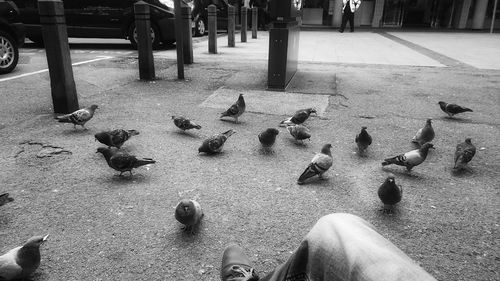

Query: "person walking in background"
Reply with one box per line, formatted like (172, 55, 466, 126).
(221, 213, 437, 281)
(339, 0, 361, 33)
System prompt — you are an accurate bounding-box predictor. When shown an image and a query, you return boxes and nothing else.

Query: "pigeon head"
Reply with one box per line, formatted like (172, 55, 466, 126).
(266, 128, 279, 136)
(127, 129, 140, 136)
(96, 147, 113, 160)
(420, 143, 435, 152)
(321, 143, 332, 154)
(426, 119, 432, 125)
(24, 234, 49, 248)
(94, 132, 107, 143)
(308, 108, 317, 115)
(90, 105, 99, 111)
(465, 138, 472, 144)
(438, 101, 445, 106)
(361, 126, 367, 130)
(177, 199, 194, 214)
(386, 174, 395, 183)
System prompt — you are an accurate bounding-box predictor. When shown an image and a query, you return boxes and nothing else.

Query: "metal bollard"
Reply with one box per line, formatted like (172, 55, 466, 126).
(208, 4, 217, 54)
(251, 7, 257, 39)
(134, 1, 155, 80)
(173, 0, 184, 79)
(228, 5, 235, 47)
(181, 4, 193, 64)
(38, 0, 79, 114)
(241, 7, 247, 42)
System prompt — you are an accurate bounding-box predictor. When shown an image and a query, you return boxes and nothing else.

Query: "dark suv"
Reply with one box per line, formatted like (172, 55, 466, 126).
(0, 0, 25, 74)
(12, 0, 175, 49)
(191, 0, 228, 37)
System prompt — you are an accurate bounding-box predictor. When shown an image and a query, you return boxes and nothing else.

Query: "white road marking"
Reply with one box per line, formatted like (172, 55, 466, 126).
(0, 56, 114, 83)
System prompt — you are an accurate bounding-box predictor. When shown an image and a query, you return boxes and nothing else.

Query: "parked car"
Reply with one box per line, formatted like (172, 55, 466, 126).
(11, 0, 175, 49)
(191, 0, 228, 37)
(0, 0, 24, 74)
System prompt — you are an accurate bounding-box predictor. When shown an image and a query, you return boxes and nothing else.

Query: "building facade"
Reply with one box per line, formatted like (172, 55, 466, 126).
(300, 0, 499, 30)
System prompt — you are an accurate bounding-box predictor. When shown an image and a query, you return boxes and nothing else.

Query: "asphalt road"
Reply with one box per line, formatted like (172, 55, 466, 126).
(0, 33, 499, 281)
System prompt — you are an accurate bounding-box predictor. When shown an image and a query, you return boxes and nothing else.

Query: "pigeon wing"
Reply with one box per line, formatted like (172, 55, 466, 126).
(110, 153, 135, 171)
(0, 247, 23, 280)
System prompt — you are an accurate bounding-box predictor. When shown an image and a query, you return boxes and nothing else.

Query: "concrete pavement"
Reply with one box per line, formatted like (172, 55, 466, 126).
(0, 30, 499, 281)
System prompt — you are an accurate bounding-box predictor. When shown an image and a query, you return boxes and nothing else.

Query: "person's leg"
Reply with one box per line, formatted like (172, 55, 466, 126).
(260, 213, 437, 281)
(349, 12, 355, 32)
(339, 13, 348, 32)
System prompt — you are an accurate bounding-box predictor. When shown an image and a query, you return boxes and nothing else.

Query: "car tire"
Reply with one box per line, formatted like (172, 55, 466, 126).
(193, 18, 206, 37)
(128, 22, 161, 50)
(0, 30, 19, 74)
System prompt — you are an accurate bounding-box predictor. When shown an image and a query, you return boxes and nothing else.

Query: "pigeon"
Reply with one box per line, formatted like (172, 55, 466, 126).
(382, 143, 434, 171)
(198, 129, 235, 154)
(258, 128, 279, 147)
(438, 101, 473, 117)
(453, 138, 476, 172)
(355, 126, 372, 153)
(0, 193, 14, 207)
(0, 235, 49, 281)
(411, 119, 435, 146)
(172, 116, 202, 131)
(287, 124, 311, 143)
(96, 147, 156, 176)
(297, 144, 333, 184)
(378, 175, 402, 213)
(94, 129, 139, 149)
(220, 94, 245, 123)
(279, 108, 317, 127)
(55, 105, 98, 130)
(175, 199, 204, 234)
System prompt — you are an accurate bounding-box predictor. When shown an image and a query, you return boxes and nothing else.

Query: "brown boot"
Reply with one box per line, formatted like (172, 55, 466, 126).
(220, 244, 260, 281)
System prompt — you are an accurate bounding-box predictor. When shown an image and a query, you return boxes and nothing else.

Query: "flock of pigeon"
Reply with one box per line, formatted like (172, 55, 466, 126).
(0, 94, 477, 280)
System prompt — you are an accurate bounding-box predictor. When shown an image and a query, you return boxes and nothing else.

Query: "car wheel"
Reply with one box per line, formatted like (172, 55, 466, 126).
(128, 22, 161, 50)
(0, 31, 19, 74)
(193, 18, 206, 37)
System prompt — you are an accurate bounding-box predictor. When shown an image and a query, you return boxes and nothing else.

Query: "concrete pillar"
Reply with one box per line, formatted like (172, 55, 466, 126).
(38, 0, 79, 114)
(208, 4, 217, 54)
(371, 0, 385, 27)
(181, 5, 193, 64)
(241, 7, 247, 42)
(458, 0, 472, 29)
(173, 0, 184, 79)
(134, 1, 155, 80)
(228, 5, 236, 47)
(472, 0, 488, 29)
(252, 7, 258, 38)
(332, 0, 343, 27)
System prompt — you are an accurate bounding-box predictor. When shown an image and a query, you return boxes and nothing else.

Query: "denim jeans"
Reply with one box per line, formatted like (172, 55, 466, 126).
(260, 213, 436, 281)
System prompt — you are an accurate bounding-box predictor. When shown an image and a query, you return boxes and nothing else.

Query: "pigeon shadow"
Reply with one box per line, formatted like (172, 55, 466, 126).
(380, 167, 424, 180)
(219, 118, 245, 125)
(287, 138, 310, 148)
(451, 167, 474, 178)
(60, 128, 93, 136)
(297, 176, 332, 187)
(374, 205, 404, 221)
(258, 146, 276, 156)
(439, 116, 474, 124)
(197, 151, 227, 157)
(104, 173, 149, 185)
(175, 220, 205, 241)
(173, 130, 200, 138)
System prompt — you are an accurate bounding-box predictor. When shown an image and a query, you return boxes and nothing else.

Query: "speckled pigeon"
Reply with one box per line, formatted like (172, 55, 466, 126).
(0, 193, 14, 207)
(95, 129, 139, 149)
(220, 94, 245, 123)
(96, 147, 156, 176)
(355, 126, 372, 153)
(287, 124, 311, 143)
(198, 129, 235, 154)
(412, 119, 435, 146)
(297, 144, 333, 184)
(55, 105, 98, 130)
(438, 101, 473, 117)
(175, 199, 204, 234)
(0, 235, 49, 281)
(258, 128, 279, 147)
(279, 108, 317, 127)
(382, 143, 434, 171)
(453, 138, 476, 172)
(172, 116, 202, 131)
(378, 175, 402, 213)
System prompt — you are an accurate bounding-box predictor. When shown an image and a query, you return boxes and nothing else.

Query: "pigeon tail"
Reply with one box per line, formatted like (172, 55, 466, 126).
(222, 129, 236, 138)
(134, 158, 156, 168)
(298, 164, 321, 183)
(55, 115, 73, 123)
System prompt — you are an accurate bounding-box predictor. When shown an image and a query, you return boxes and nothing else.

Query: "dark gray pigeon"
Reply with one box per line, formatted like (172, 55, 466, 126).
(378, 175, 402, 213)
(382, 143, 434, 171)
(175, 199, 204, 234)
(258, 128, 279, 147)
(412, 119, 435, 146)
(355, 126, 372, 153)
(453, 138, 476, 172)
(0, 235, 49, 281)
(55, 105, 98, 130)
(438, 101, 473, 117)
(198, 129, 235, 154)
(279, 108, 317, 127)
(96, 147, 156, 176)
(287, 124, 311, 143)
(220, 94, 245, 123)
(172, 116, 202, 131)
(0, 193, 14, 207)
(95, 129, 139, 149)
(297, 144, 333, 184)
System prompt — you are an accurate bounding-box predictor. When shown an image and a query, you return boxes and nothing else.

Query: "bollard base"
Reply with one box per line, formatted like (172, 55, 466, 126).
(267, 21, 300, 90)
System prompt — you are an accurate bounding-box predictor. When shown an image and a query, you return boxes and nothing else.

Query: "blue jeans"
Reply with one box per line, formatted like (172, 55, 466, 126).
(260, 213, 436, 281)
